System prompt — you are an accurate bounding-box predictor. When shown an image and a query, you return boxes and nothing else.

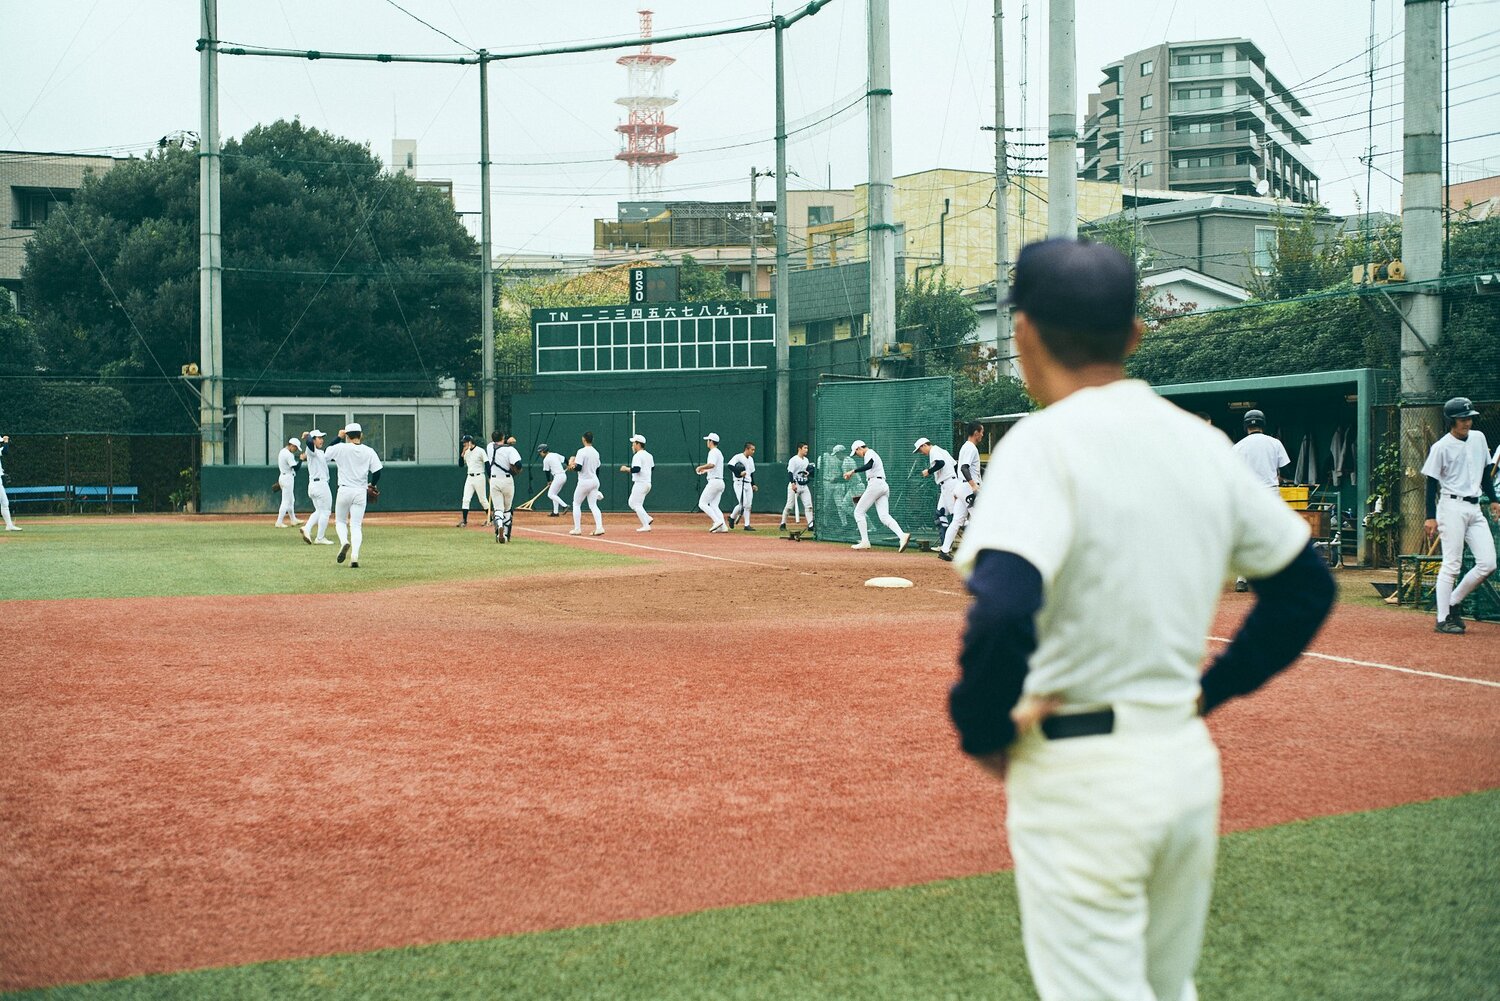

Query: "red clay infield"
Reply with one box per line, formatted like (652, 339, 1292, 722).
(2, 512, 1498, 990)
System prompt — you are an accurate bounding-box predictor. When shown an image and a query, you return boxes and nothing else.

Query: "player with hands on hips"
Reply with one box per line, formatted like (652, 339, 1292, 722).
(1230, 409, 1291, 591)
(274, 437, 302, 528)
(727, 441, 758, 530)
(696, 432, 728, 532)
(324, 423, 383, 568)
(538, 444, 569, 517)
(620, 434, 654, 532)
(844, 440, 910, 552)
(947, 238, 1335, 1001)
(1422, 396, 1498, 634)
(456, 434, 491, 528)
(937, 422, 984, 561)
(781, 442, 815, 533)
(486, 431, 523, 543)
(0, 434, 18, 531)
(915, 436, 959, 550)
(298, 429, 335, 545)
(567, 431, 605, 536)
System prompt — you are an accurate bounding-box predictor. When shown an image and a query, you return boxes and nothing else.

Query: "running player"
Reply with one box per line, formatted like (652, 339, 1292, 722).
(567, 431, 604, 536)
(781, 442, 815, 533)
(938, 422, 984, 561)
(1423, 396, 1498, 633)
(324, 424, 382, 568)
(273, 438, 301, 528)
(727, 441, 758, 531)
(843, 440, 910, 552)
(0, 434, 18, 531)
(538, 444, 569, 517)
(696, 432, 728, 532)
(488, 432, 523, 543)
(915, 435, 958, 544)
(298, 429, 335, 545)
(456, 434, 491, 528)
(620, 433, 654, 532)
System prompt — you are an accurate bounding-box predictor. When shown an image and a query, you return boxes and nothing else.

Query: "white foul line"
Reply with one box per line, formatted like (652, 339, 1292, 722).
(1206, 635, 1500, 689)
(517, 527, 790, 571)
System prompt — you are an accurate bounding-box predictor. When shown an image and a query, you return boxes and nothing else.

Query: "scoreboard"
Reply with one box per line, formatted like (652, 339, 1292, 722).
(532, 300, 776, 375)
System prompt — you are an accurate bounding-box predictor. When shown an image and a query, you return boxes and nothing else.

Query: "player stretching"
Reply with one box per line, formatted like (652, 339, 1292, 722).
(0, 434, 18, 531)
(1424, 396, 1499, 633)
(456, 435, 491, 528)
(538, 444, 569, 517)
(273, 438, 301, 528)
(938, 422, 984, 562)
(780, 442, 815, 533)
(298, 429, 335, 545)
(567, 431, 604, 536)
(620, 434, 654, 532)
(487, 432, 523, 543)
(915, 436, 958, 547)
(728, 441, 758, 531)
(844, 440, 910, 552)
(324, 424, 383, 569)
(696, 432, 728, 532)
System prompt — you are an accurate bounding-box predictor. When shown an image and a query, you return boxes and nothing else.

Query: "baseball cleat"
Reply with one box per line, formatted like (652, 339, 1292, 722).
(779, 522, 787, 531)
(1435, 618, 1464, 634)
(637, 526, 651, 532)
(851, 541, 871, 550)
(336, 544, 350, 563)
(350, 561, 359, 568)
(5, 526, 20, 531)
(937, 551, 954, 562)
(456, 522, 465, 528)
(315, 538, 335, 545)
(1233, 577, 1249, 592)
(548, 512, 560, 518)
(568, 528, 582, 535)
(300, 529, 312, 545)
(898, 532, 911, 553)
(743, 526, 756, 532)
(591, 528, 606, 536)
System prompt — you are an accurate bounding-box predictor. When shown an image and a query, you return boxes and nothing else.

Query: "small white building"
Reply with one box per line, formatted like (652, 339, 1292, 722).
(1140, 267, 1251, 313)
(234, 396, 461, 465)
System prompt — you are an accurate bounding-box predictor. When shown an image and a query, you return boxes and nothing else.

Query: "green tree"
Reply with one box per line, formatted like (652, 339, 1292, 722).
(1245, 204, 1355, 301)
(897, 272, 978, 369)
(674, 254, 745, 302)
(0, 294, 43, 377)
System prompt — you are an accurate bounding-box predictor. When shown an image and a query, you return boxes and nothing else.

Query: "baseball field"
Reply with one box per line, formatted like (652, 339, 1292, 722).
(2, 512, 1497, 999)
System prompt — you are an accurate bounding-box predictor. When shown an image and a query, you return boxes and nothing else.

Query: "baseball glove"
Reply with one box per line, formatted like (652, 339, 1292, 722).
(366, 484, 380, 502)
(272, 481, 281, 493)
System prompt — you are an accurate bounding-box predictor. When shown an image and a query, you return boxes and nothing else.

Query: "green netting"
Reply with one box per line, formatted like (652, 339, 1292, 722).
(812, 376, 954, 547)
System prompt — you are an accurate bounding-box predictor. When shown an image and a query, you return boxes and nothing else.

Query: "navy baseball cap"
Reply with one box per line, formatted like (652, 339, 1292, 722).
(1007, 238, 1137, 334)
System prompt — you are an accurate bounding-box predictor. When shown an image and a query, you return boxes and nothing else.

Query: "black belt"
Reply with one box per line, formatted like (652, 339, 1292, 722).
(311, 477, 323, 482)
(1040, 709, 1115, 741)
(1445, 493, 1480, 503)
(868, 475, 884, 480)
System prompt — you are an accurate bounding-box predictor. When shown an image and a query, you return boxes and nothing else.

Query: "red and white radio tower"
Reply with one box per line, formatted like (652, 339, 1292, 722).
(615, 9, 678, 198)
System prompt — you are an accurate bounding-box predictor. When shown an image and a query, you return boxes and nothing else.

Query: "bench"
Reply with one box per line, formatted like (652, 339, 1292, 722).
(74, 485, 140, 513)
(5, 485, 71, 511)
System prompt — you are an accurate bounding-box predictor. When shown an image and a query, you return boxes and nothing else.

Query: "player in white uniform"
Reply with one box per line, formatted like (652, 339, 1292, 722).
(487, 432, 523, 543)
(538, 444, 569, 517)
(324, 423, 383, 568)
(915, 436, 959, 547)
(695, 432, 728, 532)
(727, 442, 758, 531)
(1230, 409, 1292, 592)
(567, 431, 604, 536)
(938, 422, 984, 561)
(456, 435, 491, 528)
(948, 238, 1334, 1001)
(0, 435, 18, 531)
(1422, 397, 1499, 633)
(620, 434, 655, 531)
(780, 442, 815, 533)
(273, 438, 301, 528)
(298, 429, 336, 545)
(844, 440, 910, 552)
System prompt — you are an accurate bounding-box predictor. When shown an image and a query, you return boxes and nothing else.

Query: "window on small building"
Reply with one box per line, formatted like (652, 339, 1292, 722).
(807, 205, 835, 226)
(1140, 94, 1154, 110)
(282, 414, 314, 447)
(15, 189, 72, 228)
(806, 320, 835, 344)
(1139, 162, 1154, 177)
(1140, 59, 1154, 76)
(1253, 226, 1277, 273)
(1140, 128, 1154, 144)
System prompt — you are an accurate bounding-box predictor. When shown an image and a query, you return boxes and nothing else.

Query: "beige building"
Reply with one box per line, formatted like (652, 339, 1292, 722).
(1, 150, 123, 306)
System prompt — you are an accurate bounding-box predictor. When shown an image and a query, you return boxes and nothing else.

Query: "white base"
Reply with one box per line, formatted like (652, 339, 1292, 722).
(864, 576, 914, 589)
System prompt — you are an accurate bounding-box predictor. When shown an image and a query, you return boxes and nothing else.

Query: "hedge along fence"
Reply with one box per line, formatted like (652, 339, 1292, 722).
(2, 434, 200, 512)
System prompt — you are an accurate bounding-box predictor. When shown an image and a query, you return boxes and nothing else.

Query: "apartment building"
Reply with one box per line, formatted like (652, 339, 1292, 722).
(1, 150, 123, 306)
(1080, 39, 1319, 205)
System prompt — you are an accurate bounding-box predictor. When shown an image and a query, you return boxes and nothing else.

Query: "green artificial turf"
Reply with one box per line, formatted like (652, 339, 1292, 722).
(0, 520, 637, 600)
(10, 791, 1497, 1000)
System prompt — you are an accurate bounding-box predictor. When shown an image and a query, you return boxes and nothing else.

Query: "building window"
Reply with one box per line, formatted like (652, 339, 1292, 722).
(806, 320, 835, 344)
(1140, 94, 1154, 110)
(1175, 52, 1224, 66)
(1140, 59, 1154, 76)
(1176, 87, 1224, 101)
(1140, 128, 1155, 144)
(14, 189, 72, 229)
(349, 413, 417, 461)
(1139, 162, 1154, 177)
(282, 414, 314, 447)
(807, 205, 834, 226)
(1254, 226, 1277, 273)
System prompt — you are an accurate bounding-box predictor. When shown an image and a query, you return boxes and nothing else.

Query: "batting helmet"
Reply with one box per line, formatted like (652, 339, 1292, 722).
(461, 434, 474, 443)
(1443, 397, 1481, 423)
(1243, 409, 1266, 428)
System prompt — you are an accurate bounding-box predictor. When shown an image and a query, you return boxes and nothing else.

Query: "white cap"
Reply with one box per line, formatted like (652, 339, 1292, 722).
(287, 437, 302, 446)
(704, 432, 720, 443)
(629, 434, 647, 444)
(310, 429, 325, 438)
(912, 437, 931, 452)
(344, 422, 362, 434)
(851, 439, 867, 451)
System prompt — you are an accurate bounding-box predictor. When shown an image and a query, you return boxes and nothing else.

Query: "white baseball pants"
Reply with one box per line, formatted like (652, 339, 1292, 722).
(490, 475, 515, 516)
(628, 481, 652, 528)
(730, 479, 754, 526)
(783, 483, 813, 526)
(461, 472, 491, 513)
(699, 478, 726, 528)
(275, 472, 298, 525)
(939, 479, 971, 554)
(1007, 706, 1219, 1001)
(1435, 496, 1498, 622)
(547, 473, 568, 514)
(305, 480, 333, 541)
(573, 476, 602, 532)
(0, 482, 14, 530)
(333, 485, 368, 561)
(853, 478, 903, 545)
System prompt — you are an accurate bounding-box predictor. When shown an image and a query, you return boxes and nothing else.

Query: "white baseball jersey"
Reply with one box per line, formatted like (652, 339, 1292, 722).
(324, 441, 383, 489)
(303, 444, 330, 481)
(788, 455, 811, 485)
(1422, 430, 1492, 497)
(0, 442, 8, 478)
(957, 440, 981, 484)
(857, 448, 888, 479)
(490, 444, 522, 479)
(542, 452, 566, 479)
(927, 444, 957, 483)
(1232, 432, 1291, 488)
(574, 444, 601, 479)
(461, 446, 487, 475)
(629, 449, 655, 484)
(703, 447, 725, 480)
(956, 379, 1308, 707)
(729, 452, 756, 483)
(277, 448, 299, 477)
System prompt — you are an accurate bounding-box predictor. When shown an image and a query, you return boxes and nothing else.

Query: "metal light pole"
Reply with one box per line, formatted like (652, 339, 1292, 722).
(867, 0, 896, 374)
(774, 17, 791, 459)
(197, 0, 225, 465)
(993, 0, 1013, 376)
(478, 51, 496, 436)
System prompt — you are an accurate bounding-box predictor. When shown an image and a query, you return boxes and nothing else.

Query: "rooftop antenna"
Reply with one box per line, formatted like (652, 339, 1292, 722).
(615, 9, 679, 198)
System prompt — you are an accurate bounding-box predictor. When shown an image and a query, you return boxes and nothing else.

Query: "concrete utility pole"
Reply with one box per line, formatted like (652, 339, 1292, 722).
(748, 167, 766, 298)
(867, 0, 897, 375)
(197, 0, 225, 465)
(993, 0, 1014, 377)
(1046, 0, 1077, 238)
(478, 52, 497, 437)
(1398, 0, 1444, 552)
(774, 17, 791, 460)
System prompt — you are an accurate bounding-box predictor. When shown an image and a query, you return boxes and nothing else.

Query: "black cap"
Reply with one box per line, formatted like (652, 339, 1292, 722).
(1007, 238, 1137, 335)
(461, 434, 474, 443)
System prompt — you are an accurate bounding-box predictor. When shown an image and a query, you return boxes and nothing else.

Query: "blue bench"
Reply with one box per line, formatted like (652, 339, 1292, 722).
(74, 485, 140, 513)
(6, 485, 71, 509)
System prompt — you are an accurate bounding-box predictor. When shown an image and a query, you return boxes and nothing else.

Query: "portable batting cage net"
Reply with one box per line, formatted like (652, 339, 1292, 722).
(812, 375, 954, 547)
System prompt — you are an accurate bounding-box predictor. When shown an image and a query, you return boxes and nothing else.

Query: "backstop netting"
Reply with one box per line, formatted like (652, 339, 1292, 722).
(812, 376, 954, 547)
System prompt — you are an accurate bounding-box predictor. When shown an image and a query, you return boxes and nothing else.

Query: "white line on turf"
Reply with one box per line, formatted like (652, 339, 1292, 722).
(1206, 635, 1500, 689)
(517, 527, 790, 571)
(931, 589, 965, 597)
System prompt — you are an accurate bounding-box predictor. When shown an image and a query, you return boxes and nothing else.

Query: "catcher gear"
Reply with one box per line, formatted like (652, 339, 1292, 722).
(1443, 397, 1481, 423)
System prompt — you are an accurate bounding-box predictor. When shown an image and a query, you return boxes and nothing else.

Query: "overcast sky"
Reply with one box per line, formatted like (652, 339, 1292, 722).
(4, 0, 1498, 258)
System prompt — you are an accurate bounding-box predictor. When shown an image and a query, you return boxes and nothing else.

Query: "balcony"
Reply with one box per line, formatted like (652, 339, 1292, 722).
(1169, 95, 1253, 115)
(1168, 128, 1260, 152)
(1169, 60, 1258, 82)
(1170, 163, 1256, 183)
